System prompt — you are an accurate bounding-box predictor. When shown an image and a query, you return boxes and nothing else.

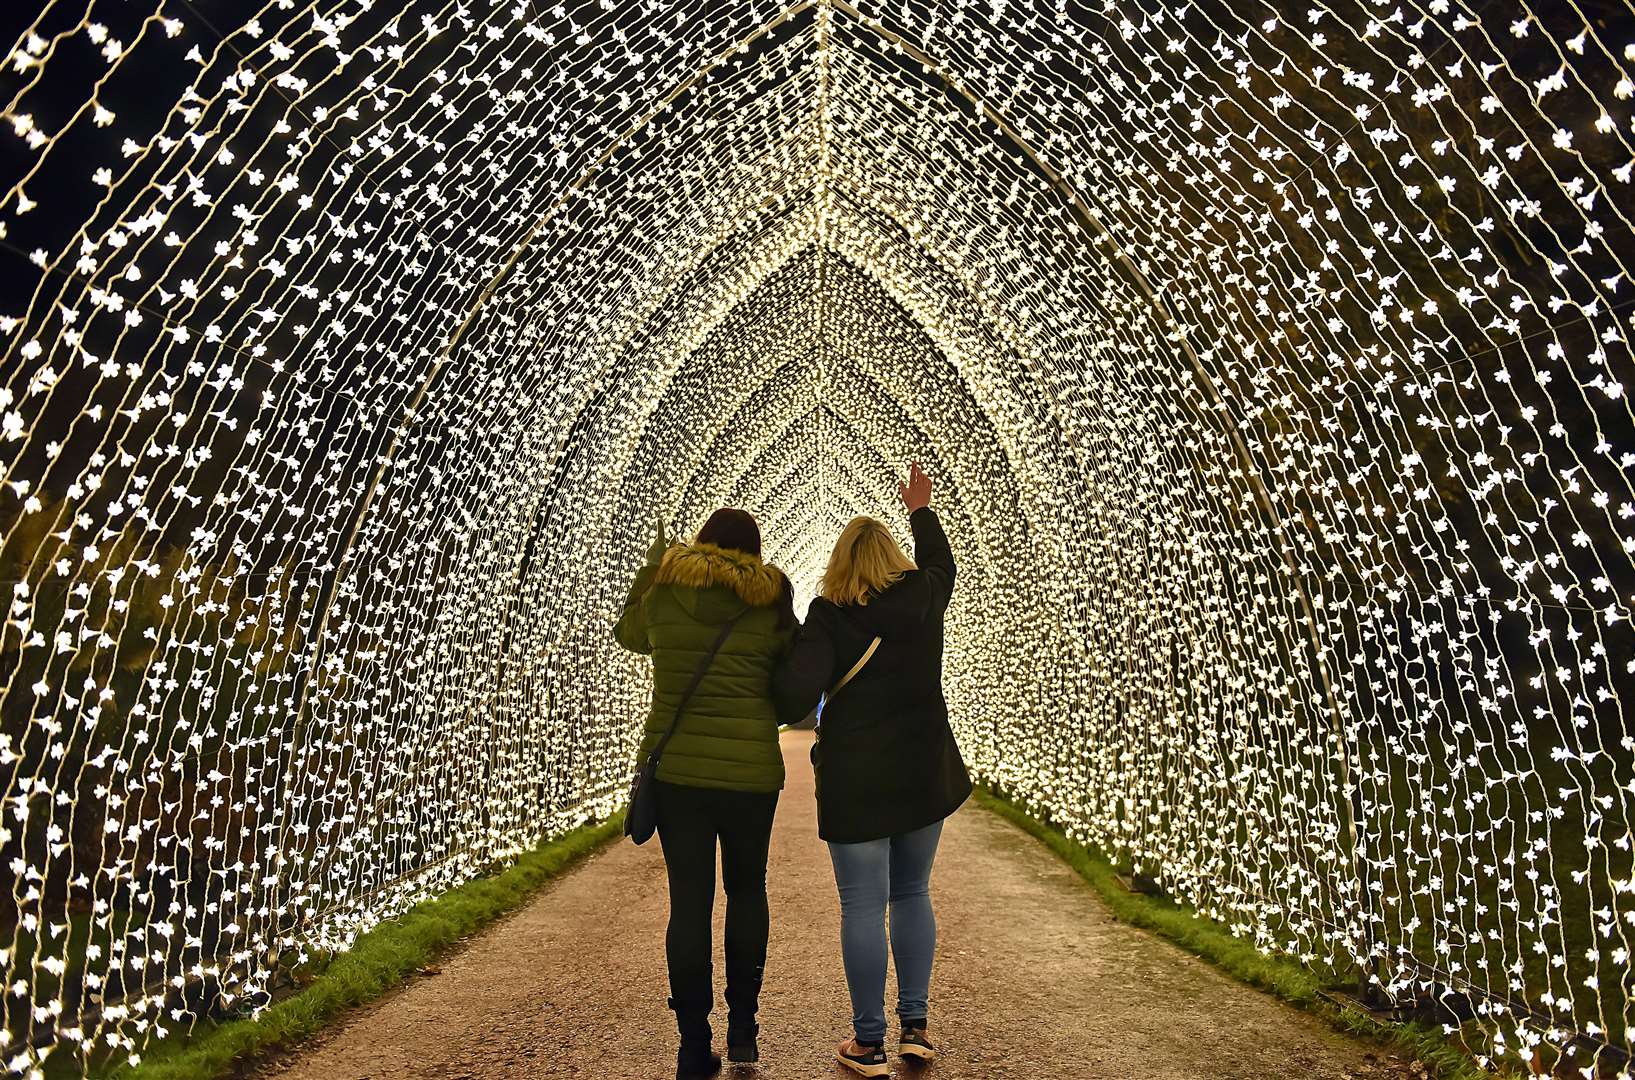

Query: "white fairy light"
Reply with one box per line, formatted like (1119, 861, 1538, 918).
(0, 0, 1632, 1075)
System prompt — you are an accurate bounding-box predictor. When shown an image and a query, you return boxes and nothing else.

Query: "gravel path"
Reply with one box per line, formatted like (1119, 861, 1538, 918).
(255, 731, 1421, 1079)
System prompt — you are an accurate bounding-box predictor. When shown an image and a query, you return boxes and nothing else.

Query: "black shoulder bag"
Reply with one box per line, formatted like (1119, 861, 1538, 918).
(625, 608, 746, 845)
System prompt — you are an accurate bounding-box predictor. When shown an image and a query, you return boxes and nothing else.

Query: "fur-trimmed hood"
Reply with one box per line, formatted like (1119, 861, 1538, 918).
(652, 541, 787, 608)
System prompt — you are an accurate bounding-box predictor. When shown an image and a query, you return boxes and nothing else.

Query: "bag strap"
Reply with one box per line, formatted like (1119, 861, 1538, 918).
(646, 607, 746, 767)
(829, 636, 881, 697)
(801, 635, 882, 729)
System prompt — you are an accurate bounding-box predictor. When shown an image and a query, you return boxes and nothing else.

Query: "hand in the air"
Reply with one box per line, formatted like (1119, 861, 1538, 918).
(898, 463, 932, 513)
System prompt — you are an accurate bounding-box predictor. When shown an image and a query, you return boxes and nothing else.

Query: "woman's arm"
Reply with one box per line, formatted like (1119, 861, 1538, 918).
(773, 608, 833, 725)
(900, 463, 956, 609)
(910, 508, 955, 610)
(613, 520, 669, 654)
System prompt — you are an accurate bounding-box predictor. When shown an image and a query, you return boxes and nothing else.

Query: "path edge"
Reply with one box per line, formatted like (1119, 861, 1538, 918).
(98, 812, 627, 1080)
(969, 786, 1503, 1080)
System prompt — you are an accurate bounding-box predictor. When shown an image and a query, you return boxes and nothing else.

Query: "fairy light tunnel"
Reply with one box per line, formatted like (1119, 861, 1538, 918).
(1, 0, 1633, 1075)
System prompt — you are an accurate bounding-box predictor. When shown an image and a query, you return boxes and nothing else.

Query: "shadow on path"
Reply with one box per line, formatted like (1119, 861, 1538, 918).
(256, 731, 1419, 1079)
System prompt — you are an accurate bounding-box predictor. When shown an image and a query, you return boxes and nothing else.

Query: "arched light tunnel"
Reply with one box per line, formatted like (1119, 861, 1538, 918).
(1, 0, 1632, 1074)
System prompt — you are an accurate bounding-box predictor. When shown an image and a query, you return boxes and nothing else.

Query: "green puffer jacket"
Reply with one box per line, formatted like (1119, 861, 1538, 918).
(614, 531, 798, 792)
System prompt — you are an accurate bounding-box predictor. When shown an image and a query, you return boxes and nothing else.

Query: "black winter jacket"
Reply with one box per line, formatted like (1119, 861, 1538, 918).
(776, 507, 972, 843)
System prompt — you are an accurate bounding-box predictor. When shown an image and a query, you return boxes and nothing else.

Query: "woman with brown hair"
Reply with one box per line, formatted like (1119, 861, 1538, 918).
(614, 507, 798, 1079)
(776, 464, 972, 1077)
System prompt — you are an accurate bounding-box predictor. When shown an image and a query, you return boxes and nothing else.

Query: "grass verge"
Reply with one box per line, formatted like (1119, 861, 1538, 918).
(100, 812, 626, 1080)
(970, 786, 1509, 1080)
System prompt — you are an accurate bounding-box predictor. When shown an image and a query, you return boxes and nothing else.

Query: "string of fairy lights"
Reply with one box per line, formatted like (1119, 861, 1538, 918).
(1, 0, 1631, 1075)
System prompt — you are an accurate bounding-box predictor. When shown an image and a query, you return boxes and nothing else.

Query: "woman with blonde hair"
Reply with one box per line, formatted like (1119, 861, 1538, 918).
(776, 464, 972, 1077)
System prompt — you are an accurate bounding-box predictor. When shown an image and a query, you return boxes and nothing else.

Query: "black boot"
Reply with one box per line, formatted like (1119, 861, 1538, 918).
(669, 996, 720, 1079)
(726, 1019, 758, 1063)
(724, 961, 763, 1063)
(675, 1048, 721, 1080)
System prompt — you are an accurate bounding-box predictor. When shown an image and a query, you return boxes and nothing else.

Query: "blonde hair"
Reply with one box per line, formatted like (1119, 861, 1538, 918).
(820, 516, 916, 606)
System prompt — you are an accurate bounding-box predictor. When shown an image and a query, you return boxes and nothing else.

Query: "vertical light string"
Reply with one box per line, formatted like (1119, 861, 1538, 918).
(813, 0, 835, 523)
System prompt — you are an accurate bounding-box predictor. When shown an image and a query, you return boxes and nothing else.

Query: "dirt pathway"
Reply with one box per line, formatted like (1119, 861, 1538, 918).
(256, 731, 1419, 1079)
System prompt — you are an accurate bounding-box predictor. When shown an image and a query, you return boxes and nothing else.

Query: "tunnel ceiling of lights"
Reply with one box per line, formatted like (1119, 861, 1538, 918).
(2, 0, 1634, 1074)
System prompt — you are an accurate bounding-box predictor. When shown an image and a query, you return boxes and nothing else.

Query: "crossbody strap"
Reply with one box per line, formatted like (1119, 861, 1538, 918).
(647, 608, 747, 767)
(808, 635, 882, 728)
(829, 636, 881, 697)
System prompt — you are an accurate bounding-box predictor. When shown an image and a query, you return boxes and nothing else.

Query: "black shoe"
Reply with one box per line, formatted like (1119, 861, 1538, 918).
(726, 1021, 759, 1063)
(676, 1048, 722, 1079)
(836, 1038, 888, 1077)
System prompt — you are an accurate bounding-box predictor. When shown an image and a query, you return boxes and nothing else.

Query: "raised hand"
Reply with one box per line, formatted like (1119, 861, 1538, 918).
(898, 462, 932, 513)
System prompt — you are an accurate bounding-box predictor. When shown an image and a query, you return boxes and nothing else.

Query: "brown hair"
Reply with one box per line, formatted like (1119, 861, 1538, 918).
(695, 507, 761, 557)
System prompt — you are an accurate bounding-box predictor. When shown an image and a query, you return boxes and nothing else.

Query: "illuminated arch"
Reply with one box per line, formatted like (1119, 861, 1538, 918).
(1, 1, 1631, 1074)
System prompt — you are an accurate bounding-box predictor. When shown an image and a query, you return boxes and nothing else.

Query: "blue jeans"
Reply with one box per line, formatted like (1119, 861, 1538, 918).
(826, 819, 944, 1044)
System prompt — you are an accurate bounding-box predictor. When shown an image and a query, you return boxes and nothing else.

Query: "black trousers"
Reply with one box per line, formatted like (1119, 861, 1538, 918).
(654, 779, 779, 1039)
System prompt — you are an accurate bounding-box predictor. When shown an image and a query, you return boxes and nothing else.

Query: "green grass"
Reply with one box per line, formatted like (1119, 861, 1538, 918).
(971, 785, 1511, 1080)
(90, 813, 625, 1080)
